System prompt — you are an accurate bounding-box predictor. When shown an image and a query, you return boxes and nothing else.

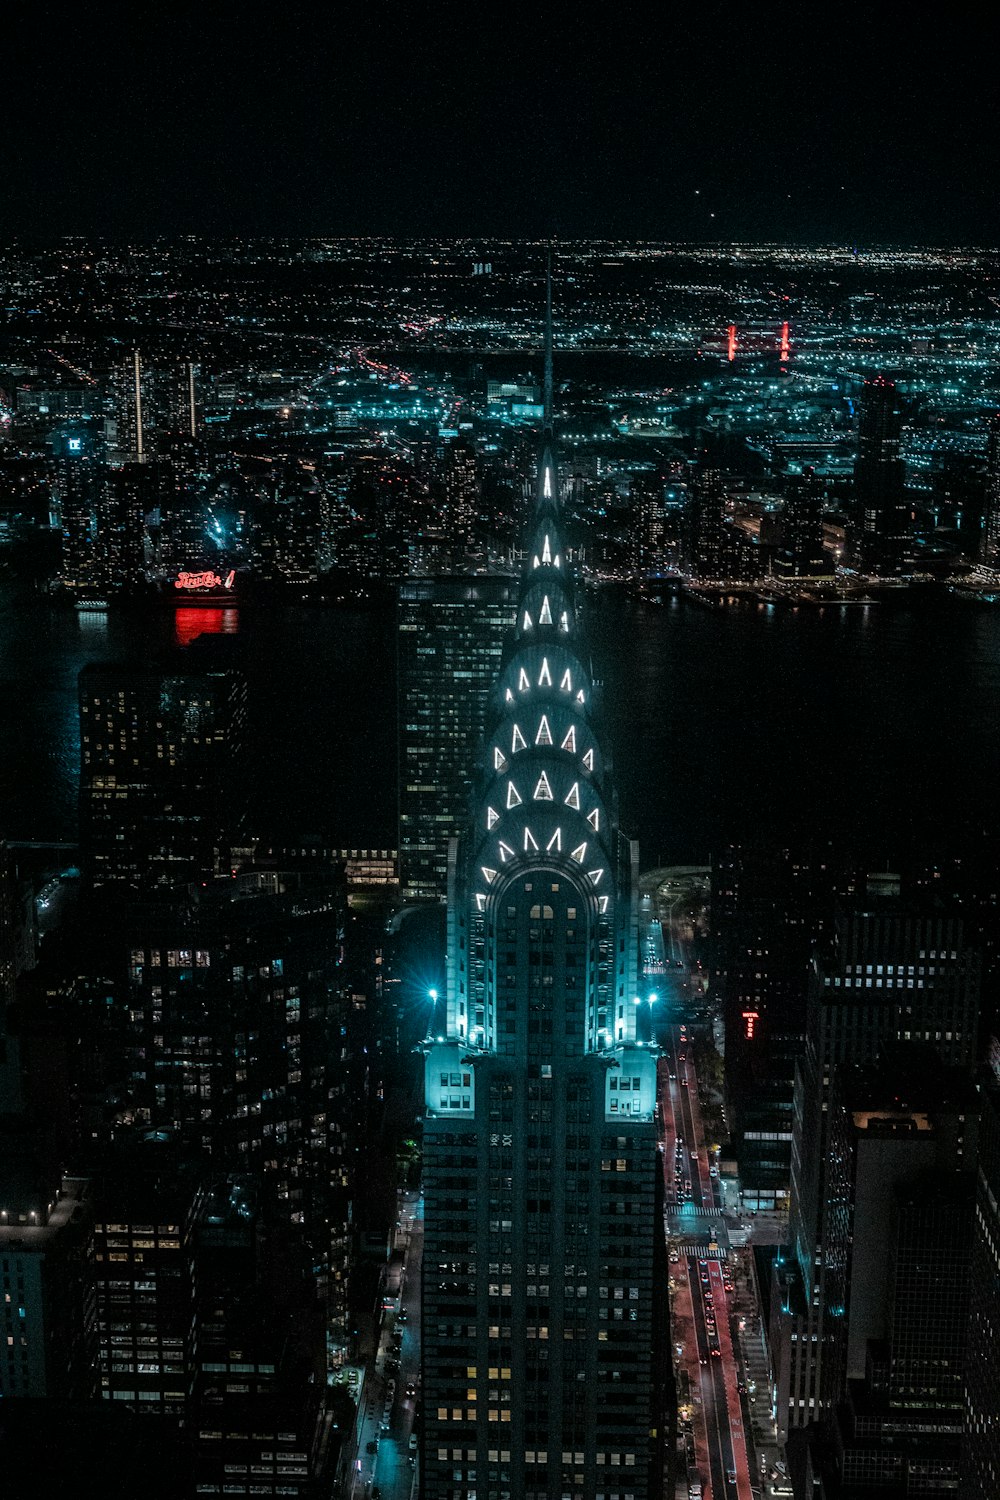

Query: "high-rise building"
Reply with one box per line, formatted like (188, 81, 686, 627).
(420, 277, 665, 1499)
(775, 469, 831, 578)
(109, 348, 146, 465)
(78, 637, 248, 894)
(962, 1060, 1000, 1499)
(772, 900, 980, 1441)
(444, 439, 481, 558)
(711, 845, 845, 1212)
(854, 376, 912, 573)
(397, 575, 517, 902)
(810, 1055, 978, 1497)
(979, 412, 1000, 569)
(682, 468, 732, 580)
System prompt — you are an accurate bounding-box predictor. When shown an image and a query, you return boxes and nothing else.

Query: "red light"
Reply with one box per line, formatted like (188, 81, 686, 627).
(727, 324, 737, 362)
(780, 321, 790, 363)
(742, 1010, 758, 1040)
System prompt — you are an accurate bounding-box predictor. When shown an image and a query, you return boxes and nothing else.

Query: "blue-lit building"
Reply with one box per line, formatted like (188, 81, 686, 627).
(420, 278, 665, 1499)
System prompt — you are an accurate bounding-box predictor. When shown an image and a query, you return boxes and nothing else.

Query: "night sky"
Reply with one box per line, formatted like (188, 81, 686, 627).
(6, 3, 998, 244)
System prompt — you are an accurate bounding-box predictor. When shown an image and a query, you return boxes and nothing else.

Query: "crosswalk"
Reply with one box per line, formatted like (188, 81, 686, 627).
(672, 1244, 729, 1259)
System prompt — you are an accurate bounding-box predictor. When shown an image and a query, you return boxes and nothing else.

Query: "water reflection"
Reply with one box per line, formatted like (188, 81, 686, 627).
(173, 606, 241, 648)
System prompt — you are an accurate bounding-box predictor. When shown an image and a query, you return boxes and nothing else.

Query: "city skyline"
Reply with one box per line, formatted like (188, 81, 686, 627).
(2, 235, 1000, 1500)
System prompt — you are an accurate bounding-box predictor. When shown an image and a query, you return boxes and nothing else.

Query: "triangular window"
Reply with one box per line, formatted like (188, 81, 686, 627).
(494, 747, 507, 772)
(498, 840, 515, 864)
(564, 782, 580, 810)
(546, 828, 562, 853)
(561, 725, 577, 753)
(519, 668, 530, 692)
(487, 807, 500, 829)
(539, 596, 553, 626)
(512, 724, 527, 753)
(582, 748, 594, 771)
(587, 808, 600, 832)
(534, 772, 553, 801)
(523, 828, 538, 853)
(538, 658, 552, 687)
(560, 668, 573, 692)
(535, 716, 553, 746)
(523, 609, 532, 630)
(482, 866, 498, 884)
(506, 781, 523, 809)
(570, 842, 587, 864)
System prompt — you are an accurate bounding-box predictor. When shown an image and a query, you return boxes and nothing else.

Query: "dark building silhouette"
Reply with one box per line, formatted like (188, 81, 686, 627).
(711, 846, 845, 1212)
(397, 575, 517, 902)
(806, 1057, 978, 1497)
(854, 376, 912, 573)
(979, 412, 1000, 569)
(775, 469, 831, 578)
(773, 899, 980, 1442)
(420, 274, 665, 1499)
(962, 1061, 1000, 1499)
(78, 637, 248, 894)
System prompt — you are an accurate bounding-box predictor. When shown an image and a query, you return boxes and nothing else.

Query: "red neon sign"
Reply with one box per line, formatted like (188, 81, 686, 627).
(742, 1010, 759, 1040)
(779, 321, 790, 363)
(174, 569, 236, 592)
(727, 324, 737, 362)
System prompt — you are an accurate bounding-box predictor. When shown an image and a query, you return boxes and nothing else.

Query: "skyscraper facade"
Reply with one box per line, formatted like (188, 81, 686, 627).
(773, 903, 980, 1440)
(420, 281, 663, 1499)
(962, 1063, 1000, 1499)
(397, 576, 517, 902)
(979, 412, 1000, 569)
(854, 376, 911, 572)
(79, 637, 248, 894)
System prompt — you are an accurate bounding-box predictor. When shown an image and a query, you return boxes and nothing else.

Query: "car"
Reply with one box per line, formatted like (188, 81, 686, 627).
(397, 1310, 408, 1322)
(711, 1346, 721, 1357)
(726, 1470, 737, 1486)
(409, 1433, 418, 1451)
(406, 1381, 417, 1397)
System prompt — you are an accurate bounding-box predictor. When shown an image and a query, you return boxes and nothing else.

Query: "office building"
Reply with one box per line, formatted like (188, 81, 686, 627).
(109, 348, 146, 465)
(854, 376, 911, 573)
(772, 901, 980, 1441)
(775, 469, 831, 578)
(420, 278, 665, 1499)
(962, 1062, 1000, 1499)
(397, 575, 517, 902)
(92, 1140, 204, 1416)
(809, 1057, 977, 1497)
(444, 439, 481, 559)
(979, 412, 1000, 568)
(711, 845, 843, 1212)
(78, 637, 248, 894)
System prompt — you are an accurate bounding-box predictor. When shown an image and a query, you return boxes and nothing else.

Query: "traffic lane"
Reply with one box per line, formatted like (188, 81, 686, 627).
(692, 1256, 726, 1500)
(708, 1258, 754, 1500)
(680, 1256, 714, 1495)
